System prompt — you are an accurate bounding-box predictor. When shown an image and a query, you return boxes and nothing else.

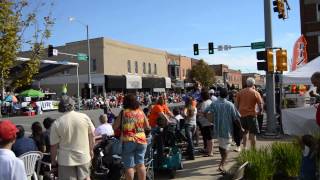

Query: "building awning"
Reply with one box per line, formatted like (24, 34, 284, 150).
(11, 58, 78, 80)
(125, 75, 142, 89)
(172, 80, 184, 88)
(142, 77, 165, 89)
(105, 75, 126, 89)
(153, 88, 165, 92)
(165, 77, 171, 89)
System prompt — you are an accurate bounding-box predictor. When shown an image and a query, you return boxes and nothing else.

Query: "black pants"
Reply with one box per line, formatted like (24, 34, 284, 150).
(257, 114, 264, 133)
(233, 121, 242, 147)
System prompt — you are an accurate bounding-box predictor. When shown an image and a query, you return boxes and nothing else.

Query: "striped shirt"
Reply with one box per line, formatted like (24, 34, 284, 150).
(205, 98, 240, 139)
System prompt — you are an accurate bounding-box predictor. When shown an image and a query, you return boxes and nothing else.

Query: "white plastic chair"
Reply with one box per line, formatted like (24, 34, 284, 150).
(36, 153, 52, 179)
(19, 151, 43, 180)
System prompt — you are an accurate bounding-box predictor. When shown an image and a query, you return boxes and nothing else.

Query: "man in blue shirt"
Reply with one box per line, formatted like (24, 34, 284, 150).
(204, 88, 243, 174)
(12, 125, 38, 157)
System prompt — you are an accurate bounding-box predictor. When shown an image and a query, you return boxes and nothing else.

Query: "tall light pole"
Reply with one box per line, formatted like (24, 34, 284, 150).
(264, 0, 277, 134)
(69, 17, 92, 99)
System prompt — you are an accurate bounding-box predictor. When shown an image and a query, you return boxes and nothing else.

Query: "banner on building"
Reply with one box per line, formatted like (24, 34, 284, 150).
(291, 35, 308, 71)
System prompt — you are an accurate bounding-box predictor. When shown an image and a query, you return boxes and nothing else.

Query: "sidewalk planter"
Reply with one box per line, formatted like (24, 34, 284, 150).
(271, 142, 301, 179)
(237, 148, 275, 180)
(237, 141, 302, 180)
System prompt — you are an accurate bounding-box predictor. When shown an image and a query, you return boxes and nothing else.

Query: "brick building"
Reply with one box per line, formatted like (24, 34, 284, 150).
(300, 0, 320, 61)
(242, 73, 266, 88)
(210, 64, 242, 89)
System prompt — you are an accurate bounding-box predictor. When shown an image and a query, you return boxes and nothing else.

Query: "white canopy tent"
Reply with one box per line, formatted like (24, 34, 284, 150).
(282, 56, 320, 85)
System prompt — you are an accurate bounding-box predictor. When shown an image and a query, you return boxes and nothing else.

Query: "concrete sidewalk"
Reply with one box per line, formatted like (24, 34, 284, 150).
(156, 136, 291, 180)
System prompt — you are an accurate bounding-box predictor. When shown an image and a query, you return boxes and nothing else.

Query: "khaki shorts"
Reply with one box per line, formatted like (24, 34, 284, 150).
(58, 162, 91, 180)
(218, 137, 232, 150)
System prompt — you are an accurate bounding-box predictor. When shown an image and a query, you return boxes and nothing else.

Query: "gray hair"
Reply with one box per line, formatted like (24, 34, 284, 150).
(246, 78, 256, 87)
(58, 95, 75, 113)
(311, 72, 320, 82)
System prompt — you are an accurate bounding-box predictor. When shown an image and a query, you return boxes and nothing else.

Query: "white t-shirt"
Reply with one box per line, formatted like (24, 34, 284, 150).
(94, 123, 114, 136)
(50, 111, 95, 166)
(211, 95, 218, 102)
(0, 149, 27, 180)
(198, 99, 212, 127)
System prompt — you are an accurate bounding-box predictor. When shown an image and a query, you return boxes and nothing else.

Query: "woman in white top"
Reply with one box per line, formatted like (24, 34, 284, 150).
(183, 96, 197, 160)
(199, 90, 213, 156)
(95, 114, 114, 137)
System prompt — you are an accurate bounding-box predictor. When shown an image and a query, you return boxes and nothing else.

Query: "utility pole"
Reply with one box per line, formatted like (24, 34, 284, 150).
(86, 25, 92, 99)
(264, 0, 277, 134)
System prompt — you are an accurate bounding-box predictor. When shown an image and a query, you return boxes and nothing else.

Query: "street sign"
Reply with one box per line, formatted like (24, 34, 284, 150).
(218, 45, 223, 51)
(77, 53, 88, 61)
(53, 49, 58, 56)
(224, 45, 231, 51)
(251, 41, 265, 49)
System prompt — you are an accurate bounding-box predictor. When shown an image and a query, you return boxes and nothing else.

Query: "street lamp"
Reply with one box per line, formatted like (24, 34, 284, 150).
(69, 17, 92, 99)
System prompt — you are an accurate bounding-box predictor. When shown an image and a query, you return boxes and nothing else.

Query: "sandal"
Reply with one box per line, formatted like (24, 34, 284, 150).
(218, 167, 227, 175)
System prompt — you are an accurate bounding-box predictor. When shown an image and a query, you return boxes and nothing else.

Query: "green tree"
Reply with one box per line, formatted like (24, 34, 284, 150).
(0, 0, 54, 94)
(189, 59, 215, 88)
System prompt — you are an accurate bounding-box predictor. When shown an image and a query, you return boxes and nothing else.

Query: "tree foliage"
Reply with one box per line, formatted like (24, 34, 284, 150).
(0, 0, 54, 91)
(189, 59, 215, 88)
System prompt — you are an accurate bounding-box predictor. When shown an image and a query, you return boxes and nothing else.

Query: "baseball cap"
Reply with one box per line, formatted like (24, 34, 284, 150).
(209, 89, 215, 94)
(0, 120, 19, 142)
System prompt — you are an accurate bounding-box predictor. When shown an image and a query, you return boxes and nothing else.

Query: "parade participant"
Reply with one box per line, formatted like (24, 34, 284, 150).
(113, 94, 150, 180)
(205, 88, 243, 174)
(50, 96, 95, 180)
(236, 78, 263, 150)
(0, 120, 27, 180)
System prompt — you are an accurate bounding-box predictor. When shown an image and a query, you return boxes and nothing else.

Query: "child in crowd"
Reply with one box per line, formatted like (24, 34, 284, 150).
(0, 120, 27, 180)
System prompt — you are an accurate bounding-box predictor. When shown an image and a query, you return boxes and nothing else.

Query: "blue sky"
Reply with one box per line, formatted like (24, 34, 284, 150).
(45, 0, 301, 73)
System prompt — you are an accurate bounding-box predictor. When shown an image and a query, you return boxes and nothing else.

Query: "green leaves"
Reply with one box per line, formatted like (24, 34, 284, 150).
(237, 141, 302, 179)
(0, 0, 55, 90)
(189, 59, 215, 88)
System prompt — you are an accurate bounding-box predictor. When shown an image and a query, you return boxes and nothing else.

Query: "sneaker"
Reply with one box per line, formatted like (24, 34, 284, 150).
(234, 146, 241, 152)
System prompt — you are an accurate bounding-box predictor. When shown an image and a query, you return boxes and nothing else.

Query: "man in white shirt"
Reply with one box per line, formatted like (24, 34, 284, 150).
(51, 96, 95, 180)
(209, 89, 218, 102)
(95, 114, 114, 136)
(0, 120, 27, 180)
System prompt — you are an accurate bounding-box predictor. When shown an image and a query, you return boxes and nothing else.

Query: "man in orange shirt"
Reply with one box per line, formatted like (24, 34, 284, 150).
(236, 78, 263, 150)
(148, 97, 173, 128)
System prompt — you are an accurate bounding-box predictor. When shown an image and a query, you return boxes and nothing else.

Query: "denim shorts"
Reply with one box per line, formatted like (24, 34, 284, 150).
(122, 142, 147, 169)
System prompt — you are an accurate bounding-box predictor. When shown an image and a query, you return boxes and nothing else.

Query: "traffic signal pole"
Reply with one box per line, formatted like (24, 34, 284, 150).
(264, 0, 277, 134)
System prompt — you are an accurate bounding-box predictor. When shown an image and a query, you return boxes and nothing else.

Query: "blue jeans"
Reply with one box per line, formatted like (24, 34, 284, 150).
(122, 142, 147, 169)
(184, 124, 196, 158)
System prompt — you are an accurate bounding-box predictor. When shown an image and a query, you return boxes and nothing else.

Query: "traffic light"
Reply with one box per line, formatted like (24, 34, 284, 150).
(256, 49, 274, 72)
(48, 45, 54, 57)
(273, 0, 286, 19)
(276, 49, 288, 71)
(208, 42, 214, 54)
(193, 44, 199, 55)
